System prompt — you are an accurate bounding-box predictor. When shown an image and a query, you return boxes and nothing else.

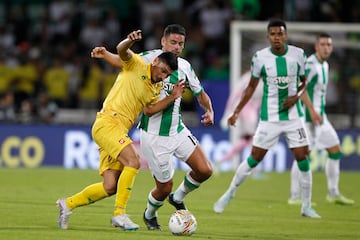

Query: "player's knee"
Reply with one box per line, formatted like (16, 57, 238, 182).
(129, 158, 141, 169)
(195, 165, 212, 182)
(122, 156, 141, 169)
(103, 183, 117, 195)
(202, 166, 213, 180)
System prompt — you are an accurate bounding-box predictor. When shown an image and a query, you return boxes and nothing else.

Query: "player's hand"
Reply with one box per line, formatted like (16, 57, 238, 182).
(171, 80, 185, 99)
(201, 110, 214, 126)
(127, 30, 142, 42)
(90, 47, 107, 58)
(227, 113, 238, 127)
(282, 95, 298, 108)
(310, 110, 322, 125)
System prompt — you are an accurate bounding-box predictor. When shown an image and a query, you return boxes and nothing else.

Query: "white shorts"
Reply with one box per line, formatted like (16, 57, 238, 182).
(305, 115, 340, 150)
(140, 127, 198, 183)
(252, 118, 309, 150)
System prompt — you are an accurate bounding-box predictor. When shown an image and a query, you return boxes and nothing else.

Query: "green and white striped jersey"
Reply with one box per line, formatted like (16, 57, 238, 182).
(304, 54, 328, 122)
(138, 49, 204, 136)
(251, 44, 306, 122)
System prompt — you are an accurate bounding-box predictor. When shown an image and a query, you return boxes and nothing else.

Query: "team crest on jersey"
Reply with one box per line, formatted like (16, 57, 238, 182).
(119, 138, 126, 144)
(141, 75, 146, 80)
(288, 62, 298, 73)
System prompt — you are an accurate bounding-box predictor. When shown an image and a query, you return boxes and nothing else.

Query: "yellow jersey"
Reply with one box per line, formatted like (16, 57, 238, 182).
(101, 54, 161, 126)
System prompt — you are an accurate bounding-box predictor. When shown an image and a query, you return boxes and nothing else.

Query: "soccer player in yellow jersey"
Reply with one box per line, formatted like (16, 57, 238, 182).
(56, 30, 184, 231)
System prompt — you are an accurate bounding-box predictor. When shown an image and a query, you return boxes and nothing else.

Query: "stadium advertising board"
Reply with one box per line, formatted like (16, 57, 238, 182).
(0, 125, 359, 171)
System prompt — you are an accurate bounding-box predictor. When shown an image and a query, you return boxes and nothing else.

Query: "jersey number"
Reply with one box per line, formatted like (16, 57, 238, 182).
(297, 128, 307, 140)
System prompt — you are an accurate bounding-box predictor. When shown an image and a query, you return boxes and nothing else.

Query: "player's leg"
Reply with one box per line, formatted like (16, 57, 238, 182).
(56, 149, 118, 230)
(62, 171, 116, 211)
(213, 121, 276, 213)
(325, 145, 354, 204)
(288, 118, 320, 218)
(316, 120, 354, 204)
(171, 145, 212, 204)
(111, 143, 140, 230)
(144, 179, 172, 230)
(169, 129, 211, 209)
(213, 145, 267, 213)
(288, 160, 301, 204)
(140, 129, 175, 230)
(292, 146, 320, 218)
(288, 122, 313, 205)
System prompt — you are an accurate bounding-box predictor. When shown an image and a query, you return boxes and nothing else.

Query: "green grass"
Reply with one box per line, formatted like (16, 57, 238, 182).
(0, 168, 359, 240)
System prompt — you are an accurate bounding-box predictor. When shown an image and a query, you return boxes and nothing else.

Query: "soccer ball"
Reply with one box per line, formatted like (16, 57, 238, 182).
(168, 209, 197, 236)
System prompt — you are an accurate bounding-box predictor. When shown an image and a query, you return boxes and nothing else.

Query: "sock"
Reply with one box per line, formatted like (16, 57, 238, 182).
(145, 192, 164, 219)
(173, 171, 200, 203)
(289, 160, 301, 199)
(66, 182, 108, 210)
(297, 158, 312, 209)
(325, 152, 341, 197)
(227, 156, 254, 196)
(113, 166, 139, 216)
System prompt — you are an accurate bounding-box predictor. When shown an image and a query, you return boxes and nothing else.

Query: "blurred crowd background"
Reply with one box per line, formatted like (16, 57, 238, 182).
(0, 0, 359, 126)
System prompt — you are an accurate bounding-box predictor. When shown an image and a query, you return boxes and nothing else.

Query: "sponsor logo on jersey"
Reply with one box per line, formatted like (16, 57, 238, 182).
(267, 76, 297, 89)
(163, 81, 174, 95)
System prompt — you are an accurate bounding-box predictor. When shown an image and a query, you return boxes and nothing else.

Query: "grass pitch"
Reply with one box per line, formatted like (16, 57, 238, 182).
(0, 168, 358, 240)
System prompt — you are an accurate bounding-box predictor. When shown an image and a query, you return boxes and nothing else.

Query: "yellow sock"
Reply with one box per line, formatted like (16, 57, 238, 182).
(113, 166, 139, 216)
(66, 182, 108, 210)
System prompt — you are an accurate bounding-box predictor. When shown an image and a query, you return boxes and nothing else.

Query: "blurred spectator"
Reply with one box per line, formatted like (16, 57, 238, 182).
(11, 52, 38, 108)
(198, 0, 233, 47)
(35, 91, 58, 124)
(17, 98, 35, 124)
(79, 17, 106, 51)
(0, 54, 14, 93)
(201, 52, 229, 81)
(103, 8, 122, 50)
(48, 0, 73, 44)
(8, 3, 31, 46)
(79, 61, 103, 109)
(232, 0, 260, 20)
(64, 56, 83, 109)
(285, 0, 312, 21)
(43, 57, 70, 107)
(0, 24, 15, 54)
(100, 66, 117, 103)
(140, 0, 165, 35)
(0, 90, 16, 123)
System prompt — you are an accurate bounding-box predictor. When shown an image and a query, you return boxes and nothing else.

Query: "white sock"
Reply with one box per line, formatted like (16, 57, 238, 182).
(145, 192, 163, 219)
(227, 160, 252, 196)
(173, 172, 200, 202)
(300, 170, 312, 209)
(290, 160, 301, 199)
(325, 158, 340, 196)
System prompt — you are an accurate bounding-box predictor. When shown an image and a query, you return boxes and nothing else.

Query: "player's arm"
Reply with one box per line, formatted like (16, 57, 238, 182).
(143, 81, 185, 116)
(300, 90, 322, 125)
(196, 91, 214, 126)
(228, 77, 258, 127)
(282, 75, 306, 109)
(91, 47, 123, 69)
(116, 30, 142, 61)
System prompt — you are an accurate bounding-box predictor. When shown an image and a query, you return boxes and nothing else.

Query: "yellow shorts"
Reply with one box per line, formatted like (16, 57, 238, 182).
(92, 111, 133, 175)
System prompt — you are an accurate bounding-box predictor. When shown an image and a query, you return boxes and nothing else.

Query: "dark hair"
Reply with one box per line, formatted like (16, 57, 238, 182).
(316, 32, 331, 40)
(267, 19, 287, 31)
(157, 51, 178, 71)
(163, 24, 186, 37)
